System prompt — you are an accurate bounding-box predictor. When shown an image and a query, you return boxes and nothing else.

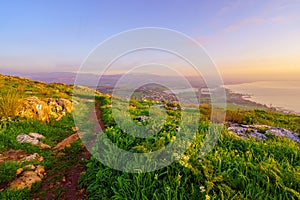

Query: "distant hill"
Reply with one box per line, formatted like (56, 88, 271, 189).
(1, 71, 212, 89)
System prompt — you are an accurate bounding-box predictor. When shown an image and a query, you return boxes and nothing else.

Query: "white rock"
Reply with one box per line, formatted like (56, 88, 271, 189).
(29, 133, 45, 139)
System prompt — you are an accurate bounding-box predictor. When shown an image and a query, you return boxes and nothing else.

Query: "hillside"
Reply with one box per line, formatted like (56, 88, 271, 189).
(0, 74, 299, 199)
(0, 74, 93, 199)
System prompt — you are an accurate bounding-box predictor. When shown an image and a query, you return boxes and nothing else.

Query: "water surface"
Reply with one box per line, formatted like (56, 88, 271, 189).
(225, 81, 300, 114)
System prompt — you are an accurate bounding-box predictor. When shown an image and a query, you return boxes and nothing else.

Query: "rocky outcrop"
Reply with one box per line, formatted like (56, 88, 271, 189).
(0, 149, 45, 191)
(9, 165, 46, 190)
(17, 97, 72, 123)
(228, 124, 300, 142)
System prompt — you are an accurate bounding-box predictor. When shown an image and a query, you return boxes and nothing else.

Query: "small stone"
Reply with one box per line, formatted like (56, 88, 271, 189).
(21, 153, 44, 162)
(39, 142, 51, 149)
(16, 168, 24, 175)
(35, 165, 46, 178)
(72, 127, 79, 131)
(24, 164, 36, 170)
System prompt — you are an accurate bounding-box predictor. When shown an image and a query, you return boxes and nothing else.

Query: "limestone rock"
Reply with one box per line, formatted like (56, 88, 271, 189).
(24, 164, 36, 170)
(17, 96, 72, 123)
(16, 134, 39, 145)
(9, 171, 42, 190)
(53, 133, 81, 152)
(21, 153, 44, 162)
(228, 123, 300, 142)
(16, 168, 24, 175)
(16, 133, 51, 149)
(29, 133, 45, 139)
(39, 142, 51, 149)
(35, 165, 46, 178)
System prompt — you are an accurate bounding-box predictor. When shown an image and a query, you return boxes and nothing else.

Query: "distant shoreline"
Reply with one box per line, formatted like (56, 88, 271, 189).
(224, 86, 300, 116)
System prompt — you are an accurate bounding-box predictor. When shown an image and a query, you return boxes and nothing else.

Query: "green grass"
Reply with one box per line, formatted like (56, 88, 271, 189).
(80, 95, 300, 200)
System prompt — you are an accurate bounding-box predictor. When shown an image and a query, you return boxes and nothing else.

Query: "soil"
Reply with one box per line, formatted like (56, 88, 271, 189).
(0, 149, 28, 164)
(32, 149, 90, 200)
(88, 99, 106, 134)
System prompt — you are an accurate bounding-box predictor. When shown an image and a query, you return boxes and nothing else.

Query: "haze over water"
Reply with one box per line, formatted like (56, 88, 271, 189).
(225, 81, 300, 114)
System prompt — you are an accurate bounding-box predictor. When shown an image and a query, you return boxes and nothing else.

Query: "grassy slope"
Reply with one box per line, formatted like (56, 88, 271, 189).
(1, 74, 299, 199)
(0, 74, 73, 99)
(80, 95, 300, 200)
(0, 75, 85, 199)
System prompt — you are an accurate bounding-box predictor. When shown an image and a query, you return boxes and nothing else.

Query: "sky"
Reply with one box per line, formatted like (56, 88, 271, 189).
(1, 0, 300, 82)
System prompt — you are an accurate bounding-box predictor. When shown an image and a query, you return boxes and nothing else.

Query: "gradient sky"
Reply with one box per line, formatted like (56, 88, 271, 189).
(1, 0, 300, 81)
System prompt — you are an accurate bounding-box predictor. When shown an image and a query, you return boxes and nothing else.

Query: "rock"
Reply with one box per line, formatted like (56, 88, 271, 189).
(29, 133, 45, 139)
(16, 168, 24, 175)
(39, 142, 51, 149)
(250, 131, 268, 140)
(21, 153, 44, 162)
(9, 171, 42, 190)
(35, 165, 46, 178)
(133, 116, 149, 122)
(24, 164, 36, 170)
(16, 134, 39, 145)
(53, 133, 80, 152)
(228, 124, 300, 142)
(17, 96, 72, 123)
(72, 127, 79, 131)
(16, 133, 51, 149)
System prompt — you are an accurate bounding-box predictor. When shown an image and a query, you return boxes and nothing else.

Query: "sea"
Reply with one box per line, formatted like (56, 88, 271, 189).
(224, 81, 300, 114)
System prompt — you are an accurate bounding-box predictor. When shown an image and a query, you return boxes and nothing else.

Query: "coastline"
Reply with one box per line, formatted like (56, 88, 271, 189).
(224, 87, 300, 115)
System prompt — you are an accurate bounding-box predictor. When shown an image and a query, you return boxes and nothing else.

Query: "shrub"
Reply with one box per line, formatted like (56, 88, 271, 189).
(0, 89, 23, 119)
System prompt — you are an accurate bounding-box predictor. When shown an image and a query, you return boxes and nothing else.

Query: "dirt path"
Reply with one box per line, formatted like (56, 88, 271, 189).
(88, 99, 106, 134)
(33, 99, 105, 200)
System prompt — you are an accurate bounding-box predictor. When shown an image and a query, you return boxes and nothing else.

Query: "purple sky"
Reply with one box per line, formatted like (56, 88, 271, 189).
(1, 0, 300, 81)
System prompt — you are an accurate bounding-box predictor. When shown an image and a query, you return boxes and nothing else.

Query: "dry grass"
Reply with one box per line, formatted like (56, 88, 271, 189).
(0, 89, 23, 119)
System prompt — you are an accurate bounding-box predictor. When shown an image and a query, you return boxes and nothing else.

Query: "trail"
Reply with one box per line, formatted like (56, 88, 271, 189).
(33, 99, 105, 200)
